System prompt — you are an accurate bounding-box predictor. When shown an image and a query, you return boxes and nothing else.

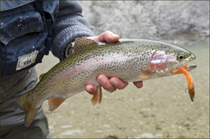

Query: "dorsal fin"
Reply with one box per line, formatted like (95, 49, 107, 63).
(39, 73, 46, 80)
(73, 38, 97, 52)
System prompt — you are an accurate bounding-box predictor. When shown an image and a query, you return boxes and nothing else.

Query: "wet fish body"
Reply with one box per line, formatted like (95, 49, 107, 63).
(16, 38, 196, 127)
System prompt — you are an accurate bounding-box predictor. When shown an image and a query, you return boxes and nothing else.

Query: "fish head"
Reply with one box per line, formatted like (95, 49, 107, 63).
(149, 44, 196, 76)
(175, 49, 196, 68)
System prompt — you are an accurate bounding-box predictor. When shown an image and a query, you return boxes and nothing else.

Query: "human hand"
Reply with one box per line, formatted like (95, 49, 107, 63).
(85, 31, 143, 95)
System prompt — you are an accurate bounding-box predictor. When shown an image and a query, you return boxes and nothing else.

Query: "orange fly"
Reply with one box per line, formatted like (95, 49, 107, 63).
(171, 65, 195, 101)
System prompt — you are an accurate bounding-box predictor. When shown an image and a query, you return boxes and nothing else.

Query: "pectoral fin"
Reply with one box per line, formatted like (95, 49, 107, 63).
(140, 69, 155, 79)
(91, 86, 102, 106)
(48, 97, 66, 112)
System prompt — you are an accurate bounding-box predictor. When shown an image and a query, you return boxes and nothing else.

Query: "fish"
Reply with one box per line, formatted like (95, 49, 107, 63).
(16, 38, 196, 127)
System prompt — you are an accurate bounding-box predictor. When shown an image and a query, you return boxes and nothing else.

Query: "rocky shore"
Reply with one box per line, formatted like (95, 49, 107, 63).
(80, 1, 209, 45)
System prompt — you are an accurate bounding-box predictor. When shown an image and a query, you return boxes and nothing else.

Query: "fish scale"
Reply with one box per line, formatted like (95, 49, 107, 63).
(16, 38, 196, 127)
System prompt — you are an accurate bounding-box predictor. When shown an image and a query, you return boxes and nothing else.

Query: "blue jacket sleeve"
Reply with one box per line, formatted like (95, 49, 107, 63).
(51, 0, 95, 60)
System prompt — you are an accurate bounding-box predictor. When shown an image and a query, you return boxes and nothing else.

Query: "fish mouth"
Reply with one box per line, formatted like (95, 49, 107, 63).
(185, 53, 196, 72)
(186, 64, 197, 72)
(171, 64, 196, 75)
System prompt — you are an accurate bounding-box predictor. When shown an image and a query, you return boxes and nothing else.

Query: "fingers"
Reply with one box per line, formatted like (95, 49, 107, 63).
(97, 75, 116, 92)
(133, 81, 143, 88)
(85, 75, 128, 95)
(87, 31, 120, 43)
(110, 77, 128, 90)
(97, 75, 129, 92)
(85, 84, 96, 95)
(97, 31, 120, 43)
(86, 79, 143, 95)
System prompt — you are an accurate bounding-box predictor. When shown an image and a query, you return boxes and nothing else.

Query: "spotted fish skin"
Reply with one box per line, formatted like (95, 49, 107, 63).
(16, 38, 196, 127)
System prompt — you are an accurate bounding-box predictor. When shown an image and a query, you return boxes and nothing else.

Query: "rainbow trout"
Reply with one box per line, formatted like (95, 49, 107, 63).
(16, 38, 196, 127)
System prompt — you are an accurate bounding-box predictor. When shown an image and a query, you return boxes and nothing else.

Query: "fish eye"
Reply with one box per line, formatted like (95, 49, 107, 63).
(177, 54, 185, 60)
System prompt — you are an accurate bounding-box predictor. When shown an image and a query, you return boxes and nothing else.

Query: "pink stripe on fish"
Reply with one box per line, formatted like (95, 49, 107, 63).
(150, 51, 177, 73)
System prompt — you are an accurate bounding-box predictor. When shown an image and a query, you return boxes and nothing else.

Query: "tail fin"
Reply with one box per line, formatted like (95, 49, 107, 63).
(16, 92, 39, 127)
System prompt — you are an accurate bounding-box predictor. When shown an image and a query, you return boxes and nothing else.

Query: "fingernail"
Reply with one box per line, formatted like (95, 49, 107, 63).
(110, 34, 119, 38)
(98, 75, 107, 85)
(111, 78, 119, 86)
(89, 86, 96, 93)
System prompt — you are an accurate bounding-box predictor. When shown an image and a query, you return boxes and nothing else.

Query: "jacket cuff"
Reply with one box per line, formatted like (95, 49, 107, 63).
(51, 26, 95, 61)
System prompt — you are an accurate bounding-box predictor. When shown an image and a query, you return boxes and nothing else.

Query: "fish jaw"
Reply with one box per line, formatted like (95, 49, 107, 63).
(186, 64, 197, 72)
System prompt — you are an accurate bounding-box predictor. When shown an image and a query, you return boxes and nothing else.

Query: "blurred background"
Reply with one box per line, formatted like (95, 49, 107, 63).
(81, 1, 209, 45)
(36, 1, 209, 138)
